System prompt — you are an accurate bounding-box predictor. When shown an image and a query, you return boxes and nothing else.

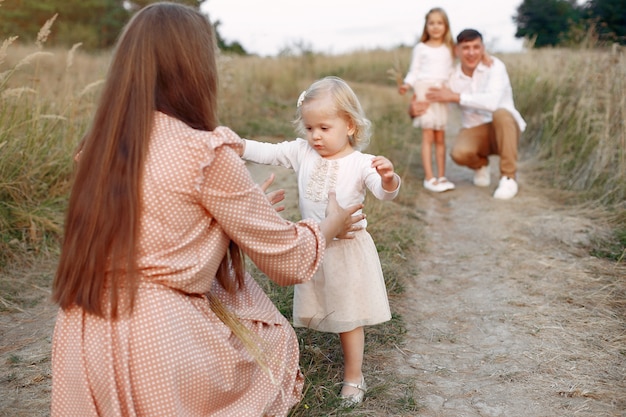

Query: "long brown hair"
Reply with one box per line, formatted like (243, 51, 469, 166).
(52, 2, 243, 318)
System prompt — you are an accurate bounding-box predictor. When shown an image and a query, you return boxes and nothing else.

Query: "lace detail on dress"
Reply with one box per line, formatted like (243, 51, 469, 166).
(305, 158, 338, 202)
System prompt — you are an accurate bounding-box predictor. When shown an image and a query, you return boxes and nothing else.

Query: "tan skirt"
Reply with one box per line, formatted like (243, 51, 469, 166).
(51, 274, 303, 417)
(293, 230, 391, 333)
(412, 80, 449, 130)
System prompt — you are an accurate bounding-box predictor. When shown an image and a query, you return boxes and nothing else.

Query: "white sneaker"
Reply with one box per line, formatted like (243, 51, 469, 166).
(437, 177, 455, 191)
(423, 177, 447, 192)
(493, 176, 518, 200)
(473, 165, 490, 187)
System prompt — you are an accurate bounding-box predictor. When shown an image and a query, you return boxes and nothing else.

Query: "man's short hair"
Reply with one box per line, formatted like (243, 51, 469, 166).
(457, 29, 483, 44)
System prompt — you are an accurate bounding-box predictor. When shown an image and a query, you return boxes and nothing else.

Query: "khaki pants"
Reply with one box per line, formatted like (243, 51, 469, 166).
(450, 109, 520, 178)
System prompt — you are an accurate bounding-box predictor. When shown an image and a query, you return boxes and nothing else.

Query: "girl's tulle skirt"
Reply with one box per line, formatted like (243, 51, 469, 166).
(292, 230, 391, 333)
(412, 80, 449, 130)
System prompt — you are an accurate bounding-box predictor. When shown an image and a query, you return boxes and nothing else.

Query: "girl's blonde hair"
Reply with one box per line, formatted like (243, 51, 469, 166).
(294, 76, 372, 151)
(420, 7, 455, 57)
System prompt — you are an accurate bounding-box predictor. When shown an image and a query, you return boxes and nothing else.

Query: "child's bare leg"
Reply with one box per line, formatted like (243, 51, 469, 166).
(434, 129, 446, 178)
(339, 326, 365, 396)
(421, 129, 435, 181)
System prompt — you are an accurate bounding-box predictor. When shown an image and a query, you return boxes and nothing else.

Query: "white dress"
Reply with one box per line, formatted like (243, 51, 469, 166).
(243, 138, 400, 333)
(403, 43, 454, 130)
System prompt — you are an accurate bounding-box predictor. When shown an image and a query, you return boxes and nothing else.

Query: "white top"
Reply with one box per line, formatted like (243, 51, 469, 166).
(449, 57, 527, 132)
(243, 138, 400, 229)
(403, 43, 454, 87)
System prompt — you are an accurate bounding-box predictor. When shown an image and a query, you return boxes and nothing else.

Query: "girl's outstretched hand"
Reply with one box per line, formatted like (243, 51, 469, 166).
(321, 191, 364, 241)
(372, 156, 400, 192)
(259, 173, 286, 212)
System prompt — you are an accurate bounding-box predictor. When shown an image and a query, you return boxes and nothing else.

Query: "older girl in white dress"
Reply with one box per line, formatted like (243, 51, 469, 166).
(242, 76, 401, 406)
(399, 7, 456, 193)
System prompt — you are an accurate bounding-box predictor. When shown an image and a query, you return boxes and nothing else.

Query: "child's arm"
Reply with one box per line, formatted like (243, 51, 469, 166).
(398, 83, 412, 95)
(236, 139, 246, 157)
(371, 156, 400, 192)
(237, 140, 289, 212)
(482, 51, 494, 67)
(399, 44, 422, 95)
(242, 138, 300, 170)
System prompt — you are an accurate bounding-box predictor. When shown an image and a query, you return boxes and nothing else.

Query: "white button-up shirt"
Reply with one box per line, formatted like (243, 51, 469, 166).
(449, 57, 526, 132)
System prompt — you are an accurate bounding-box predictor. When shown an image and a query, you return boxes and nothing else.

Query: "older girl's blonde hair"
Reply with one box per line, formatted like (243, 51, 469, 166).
(294, 76, 372, 150)
(420, 7, 455, 57)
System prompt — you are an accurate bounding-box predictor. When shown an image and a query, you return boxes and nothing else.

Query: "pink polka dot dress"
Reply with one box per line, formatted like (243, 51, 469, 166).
(51, 112, 326, 416)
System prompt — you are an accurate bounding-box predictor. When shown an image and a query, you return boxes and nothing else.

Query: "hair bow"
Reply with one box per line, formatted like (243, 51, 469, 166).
(296, 90, 307, 108)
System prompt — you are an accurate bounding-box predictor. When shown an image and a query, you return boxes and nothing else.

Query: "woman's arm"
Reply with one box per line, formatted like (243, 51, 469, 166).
(201, 145, 362, 285)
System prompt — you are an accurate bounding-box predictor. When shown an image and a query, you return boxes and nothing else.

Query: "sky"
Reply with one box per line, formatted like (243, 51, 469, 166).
(201, 0, 526, 57)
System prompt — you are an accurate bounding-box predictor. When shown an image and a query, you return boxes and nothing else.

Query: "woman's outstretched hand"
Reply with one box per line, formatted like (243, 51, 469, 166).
(259, 173, 286, 212)
(260, 176, 363, 242)
(321, 191, 364, 242)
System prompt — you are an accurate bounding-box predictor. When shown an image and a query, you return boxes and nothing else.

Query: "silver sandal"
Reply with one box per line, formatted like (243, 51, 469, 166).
(339, 376, 367, 407)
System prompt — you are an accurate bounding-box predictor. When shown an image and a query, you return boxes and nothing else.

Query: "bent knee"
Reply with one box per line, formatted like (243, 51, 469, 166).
(493, 109, 515, 124)
(450, 146, 470, 164)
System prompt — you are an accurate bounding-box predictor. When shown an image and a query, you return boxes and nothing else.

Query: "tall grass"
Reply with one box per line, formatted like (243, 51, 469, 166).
(502, 45, 625, 262)
(0, 26, 107, 266)
(505, 45, 626, 208)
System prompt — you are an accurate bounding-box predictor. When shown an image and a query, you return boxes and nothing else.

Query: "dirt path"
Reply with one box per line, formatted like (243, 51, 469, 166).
(390, 156, 626, 417)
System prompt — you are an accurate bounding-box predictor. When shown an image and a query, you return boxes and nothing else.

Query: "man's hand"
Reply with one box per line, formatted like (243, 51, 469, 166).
(409, 99, 429, 118)
(425, 86, 460, 104)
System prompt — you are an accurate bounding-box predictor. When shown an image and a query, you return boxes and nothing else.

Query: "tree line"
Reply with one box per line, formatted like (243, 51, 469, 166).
(0, 0, 624, 52)
(0, 0, 246, 53)
(514, 0, 625, 47)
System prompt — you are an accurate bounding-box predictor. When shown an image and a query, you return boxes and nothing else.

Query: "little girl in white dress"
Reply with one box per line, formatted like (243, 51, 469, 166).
(241, 76, 401, 406)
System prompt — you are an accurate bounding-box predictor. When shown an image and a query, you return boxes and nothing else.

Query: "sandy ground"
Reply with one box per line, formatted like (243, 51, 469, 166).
(1, 151, 624, 417)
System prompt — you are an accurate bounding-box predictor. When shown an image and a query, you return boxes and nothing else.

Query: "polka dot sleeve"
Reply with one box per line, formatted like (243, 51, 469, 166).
(199, 129, 325, 286)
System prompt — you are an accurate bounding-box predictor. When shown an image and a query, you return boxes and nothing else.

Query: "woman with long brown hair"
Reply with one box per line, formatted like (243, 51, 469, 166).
(50, 2, 362, 416)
